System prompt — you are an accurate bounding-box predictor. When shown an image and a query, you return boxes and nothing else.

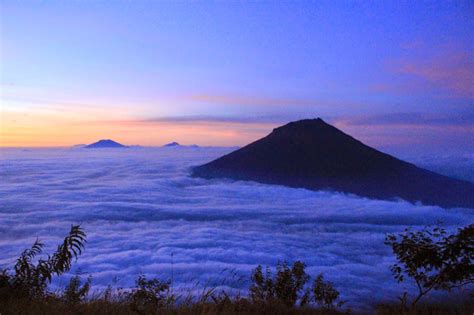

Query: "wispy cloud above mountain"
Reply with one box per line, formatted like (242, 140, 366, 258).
(1, 2, 472, 150)
(372, 42, 474, 99)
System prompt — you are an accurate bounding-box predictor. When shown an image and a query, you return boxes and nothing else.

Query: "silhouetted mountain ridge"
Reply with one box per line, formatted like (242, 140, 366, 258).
(193, 118, 474, 209)
(85, 139, 126, 148)
(164, 142, 180, 147)
(163, 142, 200, 148)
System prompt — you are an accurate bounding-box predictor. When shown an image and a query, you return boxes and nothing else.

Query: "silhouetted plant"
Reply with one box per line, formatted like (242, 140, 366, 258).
(127, 275, 172, 313)
(385, 223, 474, 310)
(0, 225, 86, 300)
(275, 261, 311, 307)
(312, 273, 344, 309)
(250, 260, 310, 307)
(62, 274, 92, 304)
(250, 265, 275, 303)
(5, 222, 473, 314)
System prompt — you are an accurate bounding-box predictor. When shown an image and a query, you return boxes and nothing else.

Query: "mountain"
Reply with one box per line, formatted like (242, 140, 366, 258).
(85, 139, 126, 148)
(163, 142, 180, 147)
(163, 142, 199, 148)
(192, 118, 474, 209)
(71, 144, 86, 148)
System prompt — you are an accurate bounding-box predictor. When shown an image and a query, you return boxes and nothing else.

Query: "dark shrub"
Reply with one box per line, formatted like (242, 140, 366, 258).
(0, 225, 86, 301)
(250, 260, 310, 307)
(127, 275, 171, 313)
(62, 274, 92, 304)
(312, 273, 344, 309)
(385, 223, 474, 310)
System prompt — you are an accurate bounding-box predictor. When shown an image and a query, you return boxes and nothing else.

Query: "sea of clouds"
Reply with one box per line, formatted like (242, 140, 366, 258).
(0, 147, 472, 310)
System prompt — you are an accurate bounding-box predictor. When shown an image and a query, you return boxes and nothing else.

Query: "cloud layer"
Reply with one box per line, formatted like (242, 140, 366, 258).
(0, 147, 472, 310)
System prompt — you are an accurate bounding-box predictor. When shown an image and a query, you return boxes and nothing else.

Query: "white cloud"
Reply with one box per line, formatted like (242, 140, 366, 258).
(0, 147, 472, 310)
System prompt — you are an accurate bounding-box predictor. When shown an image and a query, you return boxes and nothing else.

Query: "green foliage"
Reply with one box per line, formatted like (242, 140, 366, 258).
(0, 225, 87, 300)
(312, 273, 344, 309)
(385, 223, 474, 309)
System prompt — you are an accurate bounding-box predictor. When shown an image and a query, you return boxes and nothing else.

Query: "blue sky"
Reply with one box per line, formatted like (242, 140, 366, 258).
(1, 1, 473, 152)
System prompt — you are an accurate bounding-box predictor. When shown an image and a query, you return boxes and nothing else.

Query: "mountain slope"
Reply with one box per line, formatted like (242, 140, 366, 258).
(163, 142, 180, 147)
(192, 118, 474, 209)
(85, 139, 126, 148)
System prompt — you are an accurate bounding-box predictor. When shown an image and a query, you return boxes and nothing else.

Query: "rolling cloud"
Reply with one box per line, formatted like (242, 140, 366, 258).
(0, 147, 472, 310)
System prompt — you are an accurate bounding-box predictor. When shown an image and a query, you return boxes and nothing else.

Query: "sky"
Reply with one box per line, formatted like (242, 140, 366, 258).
(0, 1, 473, 153)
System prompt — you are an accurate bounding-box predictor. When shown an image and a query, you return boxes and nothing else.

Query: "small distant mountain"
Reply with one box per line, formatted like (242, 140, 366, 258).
(72, 144, 86, 148)
(163, 142, 180, 147)
(193, 118, 474, 209)
(163, 142, 199, 148)
(85, 139, 127, 148)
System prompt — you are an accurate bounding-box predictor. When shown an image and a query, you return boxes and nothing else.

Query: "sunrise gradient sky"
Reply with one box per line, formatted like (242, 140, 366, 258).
(1, 1, 473, 153)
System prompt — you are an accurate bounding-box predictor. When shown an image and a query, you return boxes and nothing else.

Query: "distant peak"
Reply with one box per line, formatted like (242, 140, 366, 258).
(164, 142, 180, 147)
(85, 139, 126, 148)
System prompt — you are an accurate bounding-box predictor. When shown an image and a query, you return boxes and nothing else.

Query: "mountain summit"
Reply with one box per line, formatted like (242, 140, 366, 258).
(85, 139, 126, 148)
(192, 118, 474, 208)
(163, 142, 180, 147)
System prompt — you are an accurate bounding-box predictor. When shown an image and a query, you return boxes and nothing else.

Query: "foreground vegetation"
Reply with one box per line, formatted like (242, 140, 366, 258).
(0, 224, 472, 314)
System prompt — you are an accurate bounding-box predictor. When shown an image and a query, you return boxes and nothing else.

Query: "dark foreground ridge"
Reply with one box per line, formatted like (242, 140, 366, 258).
(192, 118, 474, 209)
(85, 139, 126, 148)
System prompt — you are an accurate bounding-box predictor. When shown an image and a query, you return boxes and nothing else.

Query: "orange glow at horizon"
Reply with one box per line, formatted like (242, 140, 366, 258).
(0, 107, 276, 147)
